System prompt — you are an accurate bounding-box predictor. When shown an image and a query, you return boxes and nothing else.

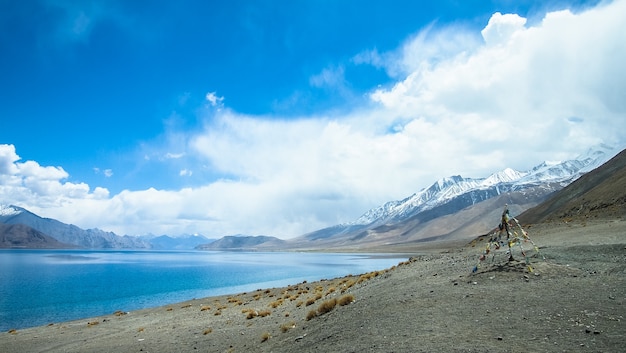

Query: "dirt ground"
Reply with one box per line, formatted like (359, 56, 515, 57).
(1, 218, 624, 353)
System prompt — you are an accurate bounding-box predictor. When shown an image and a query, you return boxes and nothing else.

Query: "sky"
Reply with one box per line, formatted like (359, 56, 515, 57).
(1, 0, 625, 239)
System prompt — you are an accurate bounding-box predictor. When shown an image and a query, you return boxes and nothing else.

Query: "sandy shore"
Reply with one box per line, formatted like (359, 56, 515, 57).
(1, 219, 625, 352)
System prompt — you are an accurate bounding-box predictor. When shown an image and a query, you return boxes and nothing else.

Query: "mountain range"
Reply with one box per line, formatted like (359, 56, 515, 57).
(205, 144, 621, 251)
(0, 205, 215, 250)
(0, 144, 621, 250)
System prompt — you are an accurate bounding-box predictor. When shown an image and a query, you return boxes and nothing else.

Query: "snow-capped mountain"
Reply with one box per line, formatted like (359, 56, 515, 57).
(350, 144, 617, 227)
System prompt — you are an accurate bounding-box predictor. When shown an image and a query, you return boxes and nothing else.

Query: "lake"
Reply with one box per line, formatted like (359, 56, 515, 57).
(0, 249, 407, 331)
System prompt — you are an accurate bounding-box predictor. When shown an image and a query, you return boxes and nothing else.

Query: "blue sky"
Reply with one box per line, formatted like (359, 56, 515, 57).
(1, 0, 625, 238)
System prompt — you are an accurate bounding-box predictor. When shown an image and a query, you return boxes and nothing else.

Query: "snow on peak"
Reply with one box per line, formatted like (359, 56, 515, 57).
(349, 143, 620, 227)
(0, 204, 22, 217)
(482, 168, 526, 186)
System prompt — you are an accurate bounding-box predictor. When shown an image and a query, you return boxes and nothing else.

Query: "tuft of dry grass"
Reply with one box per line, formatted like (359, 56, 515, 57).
(246, 310, 258, 319)
(260, 332, 271, 342)
(137, 327, 144, 332)
(180, 304, 193, 309)
(305, 298, 316, 306)
(8, 329, 17, 334)
(317, 298, 337, 315)
(337, 294, 355, 306)
(87, 321, 99, 327)
(341, 279, 356, 293)
(269, 299, 284, 308)
(200, 305, 211, 311)
(113, 310, 127, 316)
(203, 328, 213, 335)
(280, 321, 296, 332)
(166, 307, 173, 311)
(258, 310, 271, 317)
(306, 310, 317, 321)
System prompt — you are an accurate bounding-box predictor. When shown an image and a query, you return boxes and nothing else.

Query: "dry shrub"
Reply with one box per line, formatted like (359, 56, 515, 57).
(325, 287, 336, 296)
(338, 294, 355, 306)
(269, 299, 284, 308)
(87, 321, 99, 327)
(200, 305, 211, 311)
(280, 321, 296, 332)
(317, 298, 337, 315)
(214, 310, 222, 316)
(261, 332, 271, 342)
(305, 298, 316, 306)
(246, 310, 258, 319)
(166, 307, 173, 312)
(203, 328, 213, 335)
(181, 304, 192, 309)
(8, 329, 17, 334)
(296, 301, 304, 307)
(305, 310, 317, 321)
(341, 279, 356, 293)
(137, 327, 144, 332)
(258, 310, 271, 317)
(113, 310, 127, 316)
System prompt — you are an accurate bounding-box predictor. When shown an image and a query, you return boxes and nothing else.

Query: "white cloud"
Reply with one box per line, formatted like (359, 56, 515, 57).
(205, 92, 224, 107)
(165, 152, 185, 159)
(481, 12, 527, 46)
(94, 167, 113, 177)
(0, 144, 109, 210)
(3, 1, 626, 239)
(310, 65, 346, 89)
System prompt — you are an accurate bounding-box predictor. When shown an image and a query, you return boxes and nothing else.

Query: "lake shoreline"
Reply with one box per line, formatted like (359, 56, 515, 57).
(2, 220, 624, 352)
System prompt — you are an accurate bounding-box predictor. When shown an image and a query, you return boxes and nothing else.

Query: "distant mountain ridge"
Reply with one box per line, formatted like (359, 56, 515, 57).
(0, 223, 76, 249)
(196, 235, 285, 251)
(0, 205, 152, 249)
(268, 144, 620, 250)
(0, 204, 216, 250)
(142, 234, 216, 250)
(350, 144, 615, 228)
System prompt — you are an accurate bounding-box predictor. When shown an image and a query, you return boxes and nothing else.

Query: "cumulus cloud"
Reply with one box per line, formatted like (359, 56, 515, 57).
(0, 144, 109, 210)
(481, 12, 527, 46)
(4, 1, 626, 238)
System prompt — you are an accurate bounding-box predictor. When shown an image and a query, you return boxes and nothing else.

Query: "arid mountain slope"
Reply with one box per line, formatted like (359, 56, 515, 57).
(518, 148, 626, 224)
(0, 223, 75, 249)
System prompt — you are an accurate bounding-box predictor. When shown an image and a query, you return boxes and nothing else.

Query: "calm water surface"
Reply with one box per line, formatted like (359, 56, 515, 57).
(0, 250, 407, 330)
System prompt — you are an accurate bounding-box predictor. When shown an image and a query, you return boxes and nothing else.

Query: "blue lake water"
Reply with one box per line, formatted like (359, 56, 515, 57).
(0, 249, 407, 331)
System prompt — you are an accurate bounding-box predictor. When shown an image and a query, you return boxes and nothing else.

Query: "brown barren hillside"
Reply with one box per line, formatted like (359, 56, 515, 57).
(0, 223, 75, 249)
(518, 148, 626, 224)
